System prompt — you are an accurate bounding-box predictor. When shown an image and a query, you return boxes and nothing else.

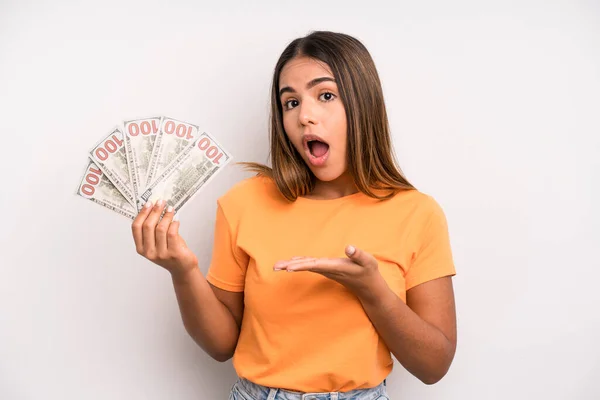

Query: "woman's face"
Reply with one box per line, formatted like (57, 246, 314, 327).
(279, 56, 348, 182)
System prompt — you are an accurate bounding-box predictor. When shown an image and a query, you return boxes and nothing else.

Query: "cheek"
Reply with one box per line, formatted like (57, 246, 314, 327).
(282, 114, 290, 132)
(282, 116, 302, 148)
(334, 138, 348, 164)
(331, 106, 348, 141)
(333, 124, 348, 165)
(333, 121, 348, 151)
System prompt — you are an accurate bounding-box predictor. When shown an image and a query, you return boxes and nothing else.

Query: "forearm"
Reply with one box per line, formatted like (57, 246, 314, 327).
(171, 268, 239, 362)
(355, 274, 455, 384)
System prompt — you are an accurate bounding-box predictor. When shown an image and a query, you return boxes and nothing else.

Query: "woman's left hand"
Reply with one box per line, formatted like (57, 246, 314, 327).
(273, 245, 383, 296)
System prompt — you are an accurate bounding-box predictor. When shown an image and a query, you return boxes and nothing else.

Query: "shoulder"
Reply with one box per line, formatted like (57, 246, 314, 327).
(386, 189, 449, 228)
(389, 188, 445, 214)
(220, 175, 277, 201)
(217, 175, 280, 215)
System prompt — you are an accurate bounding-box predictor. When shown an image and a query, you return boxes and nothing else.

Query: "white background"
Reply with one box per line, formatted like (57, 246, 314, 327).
(1, 1, 598, 399)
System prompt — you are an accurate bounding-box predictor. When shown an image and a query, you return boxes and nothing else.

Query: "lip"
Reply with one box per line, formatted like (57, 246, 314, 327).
(302, 133, 330, 167)
(302, 133, 329, 148)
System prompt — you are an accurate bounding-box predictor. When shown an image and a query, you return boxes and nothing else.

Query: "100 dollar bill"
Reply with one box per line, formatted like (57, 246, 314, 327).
(140, 132, 231, 211)
(123, 116, 161, 211)
(89, 127, 136, 207)
(76, 159, 137, 219)
(145, 117, 200, 189)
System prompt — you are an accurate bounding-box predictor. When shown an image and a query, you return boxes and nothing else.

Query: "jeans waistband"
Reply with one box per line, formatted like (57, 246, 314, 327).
(234, 377, 387, 400)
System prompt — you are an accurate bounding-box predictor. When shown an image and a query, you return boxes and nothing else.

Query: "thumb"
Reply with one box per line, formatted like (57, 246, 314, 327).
(346, 245, 378, 268)
(345, 244, 370, 265)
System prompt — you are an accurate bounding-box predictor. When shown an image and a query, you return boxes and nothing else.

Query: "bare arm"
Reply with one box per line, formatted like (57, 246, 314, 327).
(357, 275, 457, 384)
(171, 269, 244, 362)
(274, 246, 457, 384)
(132, 200, 244, 362)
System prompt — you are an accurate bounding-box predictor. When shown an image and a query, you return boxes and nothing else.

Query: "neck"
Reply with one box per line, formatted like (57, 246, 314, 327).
(306, 172, 358, 200)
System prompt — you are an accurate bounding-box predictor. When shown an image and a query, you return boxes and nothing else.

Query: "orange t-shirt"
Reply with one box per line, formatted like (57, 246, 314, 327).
(206, 176, 456, 392)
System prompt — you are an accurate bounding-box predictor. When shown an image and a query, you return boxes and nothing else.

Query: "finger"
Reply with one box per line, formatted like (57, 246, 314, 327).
(273, 257, 317, 270)
(274, 256, 310, 264)
(156, 204, 175, 257)
(286, 258, 351, 273)
(142, 199, 167, 256)
(167, 213, 181, 250)
(132, 201, 154, 253)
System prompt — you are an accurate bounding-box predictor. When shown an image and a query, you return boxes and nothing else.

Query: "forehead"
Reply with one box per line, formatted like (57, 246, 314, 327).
(279, 56, 334, 86)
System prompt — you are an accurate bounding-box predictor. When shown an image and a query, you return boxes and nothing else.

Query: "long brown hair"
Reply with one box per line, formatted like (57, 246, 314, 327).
(238, 30, 415, 201)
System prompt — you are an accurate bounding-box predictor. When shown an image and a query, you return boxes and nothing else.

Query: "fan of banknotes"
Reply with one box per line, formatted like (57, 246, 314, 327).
(76, 116, 232, 220)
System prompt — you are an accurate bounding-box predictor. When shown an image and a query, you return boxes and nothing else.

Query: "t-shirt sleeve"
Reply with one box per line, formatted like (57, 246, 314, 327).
(405, 198, 456, 290)
(205, 201, 249, 292)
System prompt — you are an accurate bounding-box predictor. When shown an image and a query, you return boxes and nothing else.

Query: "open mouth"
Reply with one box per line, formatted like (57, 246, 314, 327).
(303, 135, 330, 166)
(308, 140, 329, 158)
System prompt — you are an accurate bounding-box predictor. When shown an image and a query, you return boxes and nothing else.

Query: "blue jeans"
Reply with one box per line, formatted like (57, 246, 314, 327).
(229, 377, 390, 400)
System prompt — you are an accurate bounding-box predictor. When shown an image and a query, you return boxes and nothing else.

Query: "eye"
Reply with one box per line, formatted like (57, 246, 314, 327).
(319, 92, 336, 102)
(283, 99, 299, 110)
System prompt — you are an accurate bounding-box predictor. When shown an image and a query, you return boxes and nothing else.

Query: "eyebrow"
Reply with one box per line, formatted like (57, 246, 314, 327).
(279, 77, 336, 97)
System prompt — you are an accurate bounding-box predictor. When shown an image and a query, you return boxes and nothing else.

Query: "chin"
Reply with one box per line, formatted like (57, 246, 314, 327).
(310, 167, 345, 182)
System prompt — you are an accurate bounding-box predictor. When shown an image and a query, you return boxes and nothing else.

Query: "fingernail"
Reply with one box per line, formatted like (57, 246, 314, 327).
(156, 199, 164, 207)
(346, 245, 356, 256)
(167, 206, 174, 213)
(144, 201, 153, 209)
(173, 213, 180, 222)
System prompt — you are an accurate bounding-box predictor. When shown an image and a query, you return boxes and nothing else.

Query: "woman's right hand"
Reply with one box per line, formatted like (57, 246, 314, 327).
(131, 200, 199, 279)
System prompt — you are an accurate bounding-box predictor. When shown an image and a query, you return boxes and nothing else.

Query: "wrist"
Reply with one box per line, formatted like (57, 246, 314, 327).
(354, 271, 389, 305)
(170, 265, 200, 284)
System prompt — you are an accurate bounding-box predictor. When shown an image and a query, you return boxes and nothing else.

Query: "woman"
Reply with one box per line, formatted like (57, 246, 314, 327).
(132, 31, 457, 400)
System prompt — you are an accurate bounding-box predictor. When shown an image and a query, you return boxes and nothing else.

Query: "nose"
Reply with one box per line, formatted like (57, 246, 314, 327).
(298, 99, 318, 126)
